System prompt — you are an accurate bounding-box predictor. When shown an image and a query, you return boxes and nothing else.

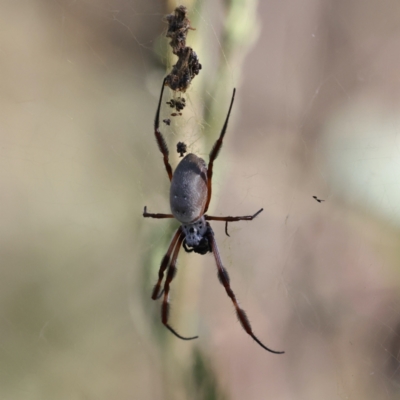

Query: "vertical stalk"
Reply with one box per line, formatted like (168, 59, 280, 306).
(144, 0, 261, 397)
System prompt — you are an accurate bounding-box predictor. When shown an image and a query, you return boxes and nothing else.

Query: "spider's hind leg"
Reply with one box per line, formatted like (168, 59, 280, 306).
(161, 232, 199, 341)
(207, 225, 284, 354)
(151, 226, 182, 300)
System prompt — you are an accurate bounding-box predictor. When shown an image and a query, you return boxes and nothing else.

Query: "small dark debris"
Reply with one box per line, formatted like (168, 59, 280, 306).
(177, 142, 187, 157)
(167, 97, 186, 112)
(164, 6, 202, 93)
(165, 47, 202, 92)
(163, 118, 171, 126)
(164, 6, 193, 55)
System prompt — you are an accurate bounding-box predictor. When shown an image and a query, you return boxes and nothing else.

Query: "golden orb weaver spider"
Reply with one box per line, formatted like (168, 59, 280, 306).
(143, 78, 284, 354)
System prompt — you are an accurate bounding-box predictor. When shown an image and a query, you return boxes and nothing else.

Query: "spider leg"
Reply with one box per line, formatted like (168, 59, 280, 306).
(205, 208, 263, 222)
(154, 77, 173, 181)
(151, 226, 183, 300)
(207, 224, 284, 354)
(205, 208, 264, 237)
(143, 206, 174, 219)
(161, 232, 199, 340)
(204, 88, 236, 213)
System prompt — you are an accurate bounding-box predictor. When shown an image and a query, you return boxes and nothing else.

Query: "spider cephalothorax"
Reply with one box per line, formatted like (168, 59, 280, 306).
(142, 78, 284, 354)
(181, 218, 212, 255)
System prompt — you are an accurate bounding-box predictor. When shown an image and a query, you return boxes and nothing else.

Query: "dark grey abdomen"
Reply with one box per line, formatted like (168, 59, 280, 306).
(170, 153, 208, 223)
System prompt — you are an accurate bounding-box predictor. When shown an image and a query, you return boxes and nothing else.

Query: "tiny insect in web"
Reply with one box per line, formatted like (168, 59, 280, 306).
(143, 78, 284, 354)
(313, 195, 325, 203)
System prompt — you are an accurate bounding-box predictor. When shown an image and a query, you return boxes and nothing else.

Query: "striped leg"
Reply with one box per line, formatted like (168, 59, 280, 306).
(154, 77, 173, 181)
(143, 206, 174, 219)
(151, 226, 182, 300)
(161, 231, 198, 340)
(204, 88, 236, 212)
(205, 208, 263, 236)
(207, 224, 284, 354)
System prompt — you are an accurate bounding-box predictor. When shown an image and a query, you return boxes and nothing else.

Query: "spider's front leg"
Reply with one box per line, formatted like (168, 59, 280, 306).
(204, 88, 236, 213)
(154, 77, 173, 181)
(143, 206, 174, 219)
(205, 208, 264, 236)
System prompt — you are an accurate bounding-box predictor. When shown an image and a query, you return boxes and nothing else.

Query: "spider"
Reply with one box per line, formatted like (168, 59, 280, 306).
(143, 78, 284, 354)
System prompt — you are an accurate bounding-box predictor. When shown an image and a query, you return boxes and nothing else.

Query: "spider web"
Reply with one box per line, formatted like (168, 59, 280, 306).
(0, 0, 400, 399)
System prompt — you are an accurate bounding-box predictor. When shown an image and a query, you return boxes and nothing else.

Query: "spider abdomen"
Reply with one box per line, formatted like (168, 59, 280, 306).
(170, 153, 208, 223)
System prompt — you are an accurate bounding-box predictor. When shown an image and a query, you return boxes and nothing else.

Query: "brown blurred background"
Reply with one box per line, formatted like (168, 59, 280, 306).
(1, 0, 400, 399)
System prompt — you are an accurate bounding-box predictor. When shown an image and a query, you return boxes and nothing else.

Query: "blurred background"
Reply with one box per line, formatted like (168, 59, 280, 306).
(1, 0, 400, 398)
